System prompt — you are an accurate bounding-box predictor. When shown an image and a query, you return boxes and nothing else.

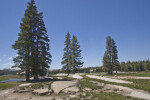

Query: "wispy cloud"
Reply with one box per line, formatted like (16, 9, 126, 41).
(16, 54, 19, 57)
(9, 57, 13, 60)
(8, 54, 18, 60)
(1, 63, 14, 66)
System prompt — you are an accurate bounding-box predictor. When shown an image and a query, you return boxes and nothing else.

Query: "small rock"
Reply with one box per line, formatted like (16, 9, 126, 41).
(114, 75, 118, 77)
(102, 83, 105, 86)
(69, 95, 77, 98)
(82, 92, 86, 96)
(84, 88, 92, 91)
(19, 83, 33, 87)
(49, 89, 53, 93)
(32, 88, 49, 95)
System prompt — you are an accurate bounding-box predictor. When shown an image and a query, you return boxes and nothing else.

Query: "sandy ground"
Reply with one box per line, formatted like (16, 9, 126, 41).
(1, 73, 150, 100)
(86, 75, 133, 84)
(0, 89, 68, 100)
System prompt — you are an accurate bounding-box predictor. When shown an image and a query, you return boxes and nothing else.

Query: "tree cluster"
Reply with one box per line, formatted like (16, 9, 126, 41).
(61, 33, 83, 75)
(12, 0, 52, 81)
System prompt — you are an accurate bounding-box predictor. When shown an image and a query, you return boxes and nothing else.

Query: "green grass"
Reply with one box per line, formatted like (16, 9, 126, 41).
(82, 92, 142, 100)
(48, 75, 74, 81)
(0, 82, 24, 90)
(125, 79, 150, 92)
(77, 76, 142, 100)
(84, 75, 150, 92)
(0, 75, 25, 90)
(31, 82, 52, 89)
(0, 75, 25, 81)
(31, 82, 44, 89)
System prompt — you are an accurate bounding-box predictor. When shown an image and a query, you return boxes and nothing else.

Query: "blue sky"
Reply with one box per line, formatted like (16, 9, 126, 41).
(0, 0, 150, 69)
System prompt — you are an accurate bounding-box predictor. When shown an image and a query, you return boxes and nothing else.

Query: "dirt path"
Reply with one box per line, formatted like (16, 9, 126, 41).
(104, 84, 150, 100)
(110, 76, 150, 79)
(87, 75, 150, 100)
(86, 75, 133, 84)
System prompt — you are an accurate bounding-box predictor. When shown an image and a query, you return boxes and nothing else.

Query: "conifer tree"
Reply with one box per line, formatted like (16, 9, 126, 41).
(103, 36, 119, 74)
(12, 0, 51, 81)
(70, 35, 83, 73)
(103, 51, 110, 72)
(32, 12, 52, 80)
(61, 32, 72, 76)
(112, 38, 119, 73)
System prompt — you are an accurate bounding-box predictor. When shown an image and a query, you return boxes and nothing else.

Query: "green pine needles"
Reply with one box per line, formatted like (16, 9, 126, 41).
(61, 33, 84, 75)
(12, 0, 52, 81)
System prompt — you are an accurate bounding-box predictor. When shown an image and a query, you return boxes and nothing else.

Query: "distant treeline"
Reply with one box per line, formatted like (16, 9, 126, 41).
(0, 70, 20, 75)
(48, 67, 103, 74)
(119, 60, 150, 72)
(49, 60, 150, 74)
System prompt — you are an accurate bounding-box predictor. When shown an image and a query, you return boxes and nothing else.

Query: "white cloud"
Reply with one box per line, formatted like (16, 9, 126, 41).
(1, 63, 14, 66)
(9, 57, 13, 60)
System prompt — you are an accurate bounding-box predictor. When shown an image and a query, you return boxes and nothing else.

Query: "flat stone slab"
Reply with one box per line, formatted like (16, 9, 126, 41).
(62, 86, 79, 93)
(51, 81, 77, 94)
(32, 88, 49, 95)
(54, 73, 67, 76)
(19, 83, 33, 87)
(86, 75, 132, 84)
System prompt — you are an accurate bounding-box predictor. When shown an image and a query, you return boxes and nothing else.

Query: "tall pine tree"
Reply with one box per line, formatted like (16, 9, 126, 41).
(61, 32, 72, 76)
(70, 35, 83, 73)
(12, 0, 51, 81)
(112, 38, 119, 73)
(103, 36, 119, 74)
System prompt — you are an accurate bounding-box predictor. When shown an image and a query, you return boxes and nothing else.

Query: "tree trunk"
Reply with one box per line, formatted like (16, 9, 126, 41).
(34, 74, 39, 81)
(67, 70, 70, 76)
(26, 70, 30, 82)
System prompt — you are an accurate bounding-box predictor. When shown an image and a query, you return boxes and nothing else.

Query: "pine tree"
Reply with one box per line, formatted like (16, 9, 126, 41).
(103, 36, 119, 74)
(70, 35, 83, 73)
(61, 32, 72, 76)
(104, 36, 112, 74)
(112, 38, 119, 73)
(12, 0, 51, 81)
(103, 51, 110, 72)
(32, 12, 52, 80)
